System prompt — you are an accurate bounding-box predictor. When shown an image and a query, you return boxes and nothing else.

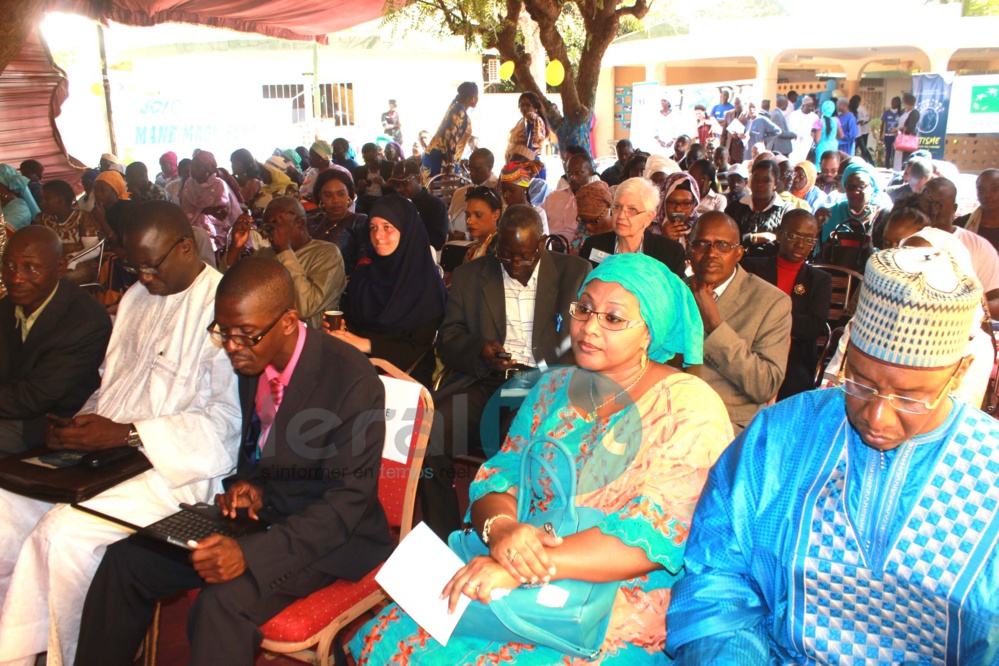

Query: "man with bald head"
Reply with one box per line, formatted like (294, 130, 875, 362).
(685, 211, 792, 430)
(77, 256, 390, 665)
(0, 226, 111, 454)
(923, 177, 999, 318)
(225, 196, 345, 330)
(0, 200, 241, 666)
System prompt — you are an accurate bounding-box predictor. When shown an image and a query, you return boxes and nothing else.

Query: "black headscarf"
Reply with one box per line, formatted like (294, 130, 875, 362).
(347, 194, 446, 334)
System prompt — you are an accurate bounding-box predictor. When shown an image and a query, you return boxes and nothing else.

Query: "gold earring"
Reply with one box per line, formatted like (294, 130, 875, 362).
(640, 348, 649, 371)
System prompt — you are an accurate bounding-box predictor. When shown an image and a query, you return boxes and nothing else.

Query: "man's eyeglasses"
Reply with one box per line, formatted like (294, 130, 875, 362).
(610, 204, 647, 219)
(836, 366, 957, 415)
(1, 262, 42, 279)
(782, 231, 818, 246)
(569, 302, 646, 332)
(690, 239, 739, 254)
(496, 241, 542, 266)
(207, 309, 292, 348)
(122, 236, 188, 276)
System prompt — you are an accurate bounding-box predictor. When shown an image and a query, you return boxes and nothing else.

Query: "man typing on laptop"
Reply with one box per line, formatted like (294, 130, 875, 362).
(75, 256, 392, 666)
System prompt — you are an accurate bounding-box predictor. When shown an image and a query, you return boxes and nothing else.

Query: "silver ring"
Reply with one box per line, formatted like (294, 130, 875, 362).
(506, 549, 518, 563)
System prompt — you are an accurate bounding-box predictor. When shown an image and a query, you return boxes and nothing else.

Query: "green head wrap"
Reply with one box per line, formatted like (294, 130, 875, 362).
(310, 140, 333, 161)
(841, 161, 880, 197)
(281, 149, 301, 169)
(579, 253, 703, 365)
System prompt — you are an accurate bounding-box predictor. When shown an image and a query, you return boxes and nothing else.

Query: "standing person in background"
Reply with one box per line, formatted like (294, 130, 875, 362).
(422, 82, 478, 180)
(812, 102, 841, 169)
(505, 92, 551, 180)
(896, 92, 921, 169)
(881, 96, 902, 169)
(770, 95, 797, 157)
(836, 98, 858, 156)
(694, 106, 714, 148)
(788, 95, 818, 164)
(721, 96, 750, 164)
(711, 89, 734, 122)
(850, 95, 872, 163)
(381, 99, 403, 145)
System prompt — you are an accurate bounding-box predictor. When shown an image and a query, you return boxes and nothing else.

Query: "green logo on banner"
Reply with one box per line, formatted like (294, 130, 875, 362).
(971, 86, 999, 114)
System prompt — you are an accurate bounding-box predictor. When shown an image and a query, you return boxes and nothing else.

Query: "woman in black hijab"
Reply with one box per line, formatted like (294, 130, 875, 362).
(327, 193, 446, 386)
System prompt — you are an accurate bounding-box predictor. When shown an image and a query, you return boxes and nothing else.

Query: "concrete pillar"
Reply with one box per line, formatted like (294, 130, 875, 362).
(927, 47, 955, 73)
(645, 61, 667, 84)
(755, 52, 779, 106)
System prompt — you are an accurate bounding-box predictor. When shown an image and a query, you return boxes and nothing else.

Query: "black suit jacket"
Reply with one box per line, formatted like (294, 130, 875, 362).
(438, 250, 590, 381)
(353, 161, 394, 198)
(578, 231, 686, 279)
(413, 188, 449, 251)
(741, 257, 832, 398)
(231, 328, 391, 590)
(0, 279, 111, 446)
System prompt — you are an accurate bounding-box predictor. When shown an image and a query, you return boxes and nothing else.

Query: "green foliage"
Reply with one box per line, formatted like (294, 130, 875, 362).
(963, 0, 999, 15)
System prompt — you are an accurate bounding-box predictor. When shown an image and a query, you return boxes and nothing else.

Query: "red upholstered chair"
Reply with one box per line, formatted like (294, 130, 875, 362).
(142, 358, 433, 666)
(257, 357, 433, 666)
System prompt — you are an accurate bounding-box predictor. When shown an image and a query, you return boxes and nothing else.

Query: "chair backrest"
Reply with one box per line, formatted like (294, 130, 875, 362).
(369, 358, 433, 541)
(812, 263, 864, 328)
(427, 172, 471, 209)
(817, 325, 847, 388)
(812, 322, 834, 388)
(545, 234, 569, 254)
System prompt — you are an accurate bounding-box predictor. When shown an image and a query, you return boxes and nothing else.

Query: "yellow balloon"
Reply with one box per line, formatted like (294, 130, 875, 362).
(545, 60, 565, 87)
(91, 82, 104, 96)
(499, 61, 515, 81)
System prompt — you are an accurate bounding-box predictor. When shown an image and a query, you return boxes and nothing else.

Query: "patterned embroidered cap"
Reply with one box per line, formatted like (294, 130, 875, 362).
(851, 248, 982, 368)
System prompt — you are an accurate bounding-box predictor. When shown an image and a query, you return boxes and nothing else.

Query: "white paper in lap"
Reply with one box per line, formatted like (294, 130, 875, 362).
(375, 522, 471, 646)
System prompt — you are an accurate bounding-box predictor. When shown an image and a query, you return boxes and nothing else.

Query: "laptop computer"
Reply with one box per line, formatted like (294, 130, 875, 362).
(72, 501, 270, 551)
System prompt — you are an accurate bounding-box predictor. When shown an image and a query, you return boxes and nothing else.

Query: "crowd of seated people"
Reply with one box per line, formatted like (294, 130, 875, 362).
(3, 82, 999, 666)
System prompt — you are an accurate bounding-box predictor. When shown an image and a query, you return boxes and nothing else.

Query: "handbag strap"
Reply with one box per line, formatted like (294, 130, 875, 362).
(517, 437, 579, 523)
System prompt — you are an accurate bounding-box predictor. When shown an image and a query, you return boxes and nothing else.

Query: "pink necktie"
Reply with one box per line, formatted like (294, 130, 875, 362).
(269, 378, 285, 413)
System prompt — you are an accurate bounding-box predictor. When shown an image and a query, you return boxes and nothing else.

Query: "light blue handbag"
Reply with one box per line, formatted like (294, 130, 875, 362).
(448, 437, 619, 659)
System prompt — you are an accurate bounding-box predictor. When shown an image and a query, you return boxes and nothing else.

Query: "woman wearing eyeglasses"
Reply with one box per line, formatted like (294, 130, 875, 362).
(350, 252, 733, 665)
(579, 178, 686, 278)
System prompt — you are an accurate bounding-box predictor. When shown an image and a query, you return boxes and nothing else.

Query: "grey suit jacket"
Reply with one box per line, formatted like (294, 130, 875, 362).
(770, 107, 796, 156)
(438, 250, 591, 381)
(686, 265, 792, 429)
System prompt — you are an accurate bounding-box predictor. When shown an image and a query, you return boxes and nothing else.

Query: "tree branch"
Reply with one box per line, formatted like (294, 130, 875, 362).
(615, 0, 649, 19)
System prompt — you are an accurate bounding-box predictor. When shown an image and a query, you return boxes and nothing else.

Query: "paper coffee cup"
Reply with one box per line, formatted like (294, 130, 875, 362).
(323, 310, 344, 330)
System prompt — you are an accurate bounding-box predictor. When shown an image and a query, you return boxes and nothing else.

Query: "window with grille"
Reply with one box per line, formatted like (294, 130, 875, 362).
(318, 83, 355, 126)
(261, 84, 307, 123)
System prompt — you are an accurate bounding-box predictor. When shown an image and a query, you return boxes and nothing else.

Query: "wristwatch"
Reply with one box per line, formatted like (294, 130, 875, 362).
(125, 425, 142, 448)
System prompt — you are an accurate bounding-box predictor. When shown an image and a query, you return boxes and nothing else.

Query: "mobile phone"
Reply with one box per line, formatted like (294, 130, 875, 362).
(495, 352, 512, 360)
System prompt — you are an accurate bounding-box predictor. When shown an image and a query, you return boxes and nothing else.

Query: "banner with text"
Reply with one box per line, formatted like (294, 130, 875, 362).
(912, 73, 953, 160)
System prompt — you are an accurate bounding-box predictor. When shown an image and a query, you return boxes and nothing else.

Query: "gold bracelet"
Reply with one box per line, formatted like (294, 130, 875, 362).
(481, 513, 515, 544)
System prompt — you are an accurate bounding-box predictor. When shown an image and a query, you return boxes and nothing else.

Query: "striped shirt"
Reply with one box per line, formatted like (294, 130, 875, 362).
(501, 262, 540, 366)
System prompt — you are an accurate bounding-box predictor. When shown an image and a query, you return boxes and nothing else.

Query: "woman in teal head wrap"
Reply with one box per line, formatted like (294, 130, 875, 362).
(0, 163, 41, 229)
(812, 100, 841, 169)
(821, 159, 891, 251)
(351, 253, 734, 666)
